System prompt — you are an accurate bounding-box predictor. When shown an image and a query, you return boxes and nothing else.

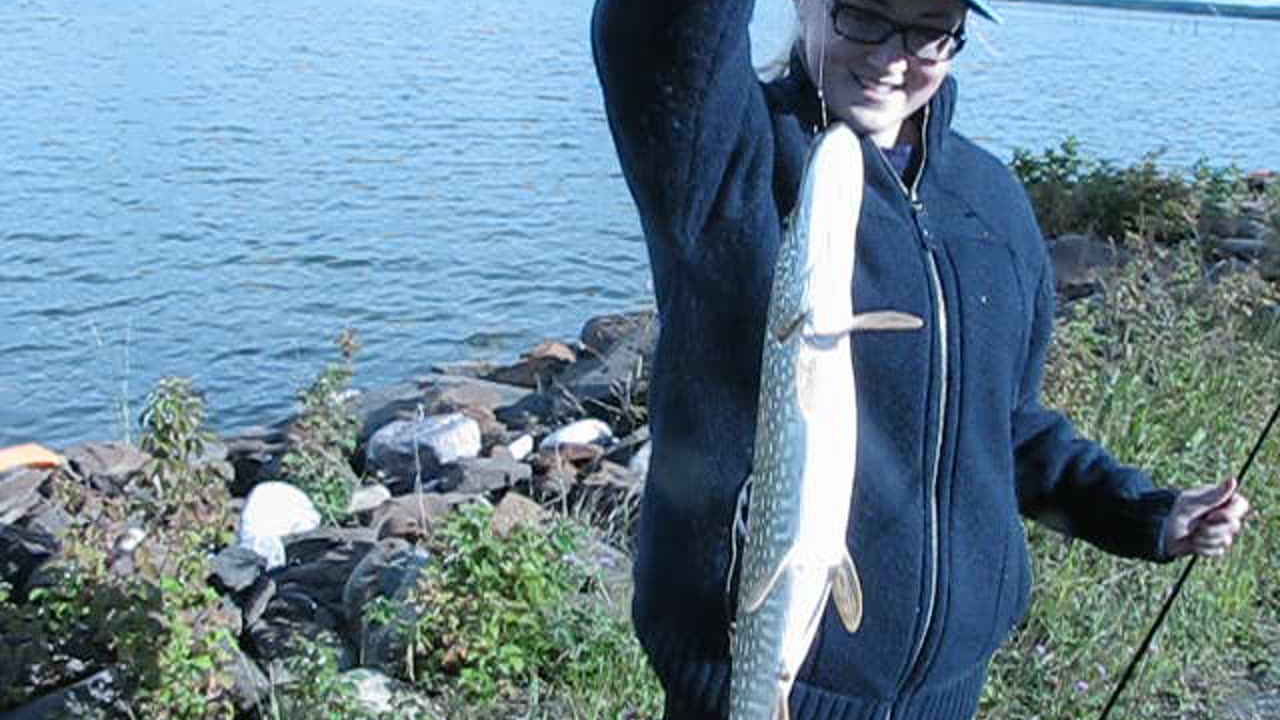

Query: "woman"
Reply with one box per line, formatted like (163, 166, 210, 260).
(591, 1, 1251, 718)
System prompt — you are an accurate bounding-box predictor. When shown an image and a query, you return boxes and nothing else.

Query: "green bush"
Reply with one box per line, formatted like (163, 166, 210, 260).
(0, 377, 237, 718)
(382, 502, 660, 719)
(280, 329, 363, 523)
(1011, 138, 1245, 246)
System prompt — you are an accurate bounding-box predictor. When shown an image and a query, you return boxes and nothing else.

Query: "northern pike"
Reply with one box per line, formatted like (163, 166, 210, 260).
(728, 122, 923, 720)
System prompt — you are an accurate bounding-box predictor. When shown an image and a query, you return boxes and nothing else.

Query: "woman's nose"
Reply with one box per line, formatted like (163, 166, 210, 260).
(864, 35, 911, 70)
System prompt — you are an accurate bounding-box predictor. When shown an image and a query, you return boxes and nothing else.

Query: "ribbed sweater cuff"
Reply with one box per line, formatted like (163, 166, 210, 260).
(640, 623, 990, 720)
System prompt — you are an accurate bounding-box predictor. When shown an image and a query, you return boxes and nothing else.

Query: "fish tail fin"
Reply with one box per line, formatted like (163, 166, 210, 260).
(831, 550, 864, 633)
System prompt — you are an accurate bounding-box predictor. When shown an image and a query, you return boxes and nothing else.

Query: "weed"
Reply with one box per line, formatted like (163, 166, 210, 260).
(265, 636, 381, 720)
(1012, 137, 1247, 246)
(982, 241, 1280, 719)
(1, 377, 238, 718)
(280, 329, 363, 523)
(382, 502, 661, 718)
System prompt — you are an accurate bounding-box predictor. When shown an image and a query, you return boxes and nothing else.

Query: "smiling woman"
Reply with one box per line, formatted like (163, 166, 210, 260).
(591, 0, 1254, 717)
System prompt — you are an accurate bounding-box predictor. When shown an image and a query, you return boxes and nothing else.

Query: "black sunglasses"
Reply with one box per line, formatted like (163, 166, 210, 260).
(829, 3, 967, 61)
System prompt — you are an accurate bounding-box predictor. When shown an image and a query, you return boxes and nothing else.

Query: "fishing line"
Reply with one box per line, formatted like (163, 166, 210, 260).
(816, 0, 829, 128)
(1097, 397, 1280, 720)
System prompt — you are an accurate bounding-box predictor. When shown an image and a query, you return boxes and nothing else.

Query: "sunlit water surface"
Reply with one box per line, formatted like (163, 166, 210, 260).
(2, 0, 1277, 446)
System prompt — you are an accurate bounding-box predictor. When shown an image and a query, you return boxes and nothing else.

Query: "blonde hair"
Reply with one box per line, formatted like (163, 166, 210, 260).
(755, 19, 801, 81)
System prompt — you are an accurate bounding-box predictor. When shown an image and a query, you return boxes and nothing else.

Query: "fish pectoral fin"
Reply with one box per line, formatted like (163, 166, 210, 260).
(806, 310, 923, 340)
(831, 550, 864, 633)
(741, 544, 800, 614)
(848, 310, 924, 333)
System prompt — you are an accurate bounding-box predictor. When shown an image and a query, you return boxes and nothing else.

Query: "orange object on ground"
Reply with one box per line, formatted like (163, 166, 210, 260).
(0, 443, 65, 473)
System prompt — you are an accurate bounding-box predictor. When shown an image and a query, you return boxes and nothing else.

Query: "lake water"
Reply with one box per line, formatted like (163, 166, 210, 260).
(3, 0, 1278, 448)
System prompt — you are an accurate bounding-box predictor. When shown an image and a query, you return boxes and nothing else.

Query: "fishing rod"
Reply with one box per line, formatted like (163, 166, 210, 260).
(1097, 397, 1280, 720)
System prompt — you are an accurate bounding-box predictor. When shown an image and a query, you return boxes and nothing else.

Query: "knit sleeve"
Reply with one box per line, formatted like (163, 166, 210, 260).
(1012, 252, 1177, 562)
(591, 0, 774, 266)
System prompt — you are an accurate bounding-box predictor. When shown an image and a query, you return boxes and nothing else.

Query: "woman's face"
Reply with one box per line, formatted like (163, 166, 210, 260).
(796, 0, 967, 147)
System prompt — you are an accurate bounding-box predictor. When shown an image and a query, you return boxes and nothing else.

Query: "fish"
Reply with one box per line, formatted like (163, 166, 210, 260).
(728, 121, 923, 720)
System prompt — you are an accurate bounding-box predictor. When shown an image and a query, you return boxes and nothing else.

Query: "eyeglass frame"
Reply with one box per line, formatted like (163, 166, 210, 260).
(827, 2, 968, 62)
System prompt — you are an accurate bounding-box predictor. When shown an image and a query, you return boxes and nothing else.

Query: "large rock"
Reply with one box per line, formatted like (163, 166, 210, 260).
(0, 668, 122, 720)
(540, 418, 614, 450)
(343, 538, 431, 664)
(342, 668, 396, 715)
(346, 484, 392, 515)
(371, 493, 458, 542)
(357, 375, 529, 446)
(221, 425, 289, 497)
(208, 545, 266, 594)
(1209, 236, 1271, 261)
(0, 468, 47, 524)
(433, 456, 533, 496)
(247, 590, 345, 663)
(493, 392, 558, 431)
(277, 528, 379, 620)
(222, 639, 271, 712)
(365, 414, 481, 491)
(418, 374, 530, 416)
(237, 482, 322, 569)
(63, 443, 152, 496)
(484, 340, 577, 388)
(0, 523, 59, 599)
(362, 553, 435, 671)
(1048, 233, 1123, 302)
(490, 493, 548, 538)
(580, 310, 658, 355)
(555, 316, 657, 410)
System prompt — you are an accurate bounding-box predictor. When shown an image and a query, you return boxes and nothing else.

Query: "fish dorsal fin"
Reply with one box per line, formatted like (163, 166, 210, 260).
(831, 550, 864, 633)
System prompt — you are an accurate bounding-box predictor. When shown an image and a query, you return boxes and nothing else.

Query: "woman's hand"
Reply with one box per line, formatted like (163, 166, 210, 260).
(1163, 478, 1251, 558)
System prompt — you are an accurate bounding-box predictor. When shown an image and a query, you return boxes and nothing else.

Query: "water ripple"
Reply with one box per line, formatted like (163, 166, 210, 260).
(3, 0, 1277, 448)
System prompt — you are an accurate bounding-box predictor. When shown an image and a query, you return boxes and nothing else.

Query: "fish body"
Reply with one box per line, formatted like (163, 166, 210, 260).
(728, 122, 922, 720)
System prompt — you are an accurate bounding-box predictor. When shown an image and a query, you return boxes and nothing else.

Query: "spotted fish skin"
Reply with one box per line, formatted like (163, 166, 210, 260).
(728, 122, 922, 720)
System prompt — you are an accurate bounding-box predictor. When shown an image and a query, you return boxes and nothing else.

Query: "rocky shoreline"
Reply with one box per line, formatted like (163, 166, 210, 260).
(1, 168, 1277, 717)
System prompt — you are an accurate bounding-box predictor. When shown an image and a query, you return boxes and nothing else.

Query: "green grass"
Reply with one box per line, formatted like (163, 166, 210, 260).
(982, 242, 1280, 719)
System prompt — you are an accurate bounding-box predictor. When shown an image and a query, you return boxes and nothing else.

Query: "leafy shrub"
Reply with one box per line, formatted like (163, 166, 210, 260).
(1011, 138, 1245, 246)
(0, 377, 237, 718)
(280, 329, 363, 523)
(380, 502, 660, 718)
(266, 637, 381, 720)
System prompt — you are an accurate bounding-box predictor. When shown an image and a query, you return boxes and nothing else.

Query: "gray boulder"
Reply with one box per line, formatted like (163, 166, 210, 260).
(0, 524, 58, 599)
(1048, 233, 1123, 302)
(0, 469, 47, 525)
(365, 414, 481, 490)
(580, 310, 658, 355)
(209, 545, 266, 594)
(433, 456, 533, 495)
(63, 442, 151, 496)
(0, 668, 122, 720)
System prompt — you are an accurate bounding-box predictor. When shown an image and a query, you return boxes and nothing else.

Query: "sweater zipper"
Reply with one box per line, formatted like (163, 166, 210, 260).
(880, 105, 949, 720)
